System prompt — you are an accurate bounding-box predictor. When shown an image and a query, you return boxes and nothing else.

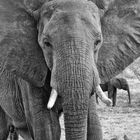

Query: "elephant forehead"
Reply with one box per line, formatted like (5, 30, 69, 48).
(41, 0, 99, 16)
(40, 0, 101, 41)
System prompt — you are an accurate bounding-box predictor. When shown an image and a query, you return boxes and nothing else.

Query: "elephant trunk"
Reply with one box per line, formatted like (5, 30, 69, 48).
(57, 66, 92, 140)
(63, 89, 89, 140)
(50, 40, 100, 140)
(127, 88, 131, 104)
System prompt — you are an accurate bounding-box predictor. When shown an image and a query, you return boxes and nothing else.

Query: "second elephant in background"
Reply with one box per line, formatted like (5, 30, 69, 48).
(96, 78, 131, 106)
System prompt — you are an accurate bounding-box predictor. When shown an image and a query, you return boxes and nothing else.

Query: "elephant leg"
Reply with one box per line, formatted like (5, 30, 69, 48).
(0, 72, 32, 140)
(0, 106, 9, 140)
(108, 85, 113, 99)
(108, 84, 115, 106)
(18, 78, 61, 140)
(112, 88, 117, 106)
(96, 94, 99, 104)
(127, 87, 131, 104)
(87, 96, 103, 140)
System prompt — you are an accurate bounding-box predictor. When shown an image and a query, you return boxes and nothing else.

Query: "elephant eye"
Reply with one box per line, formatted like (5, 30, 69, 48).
(94, 39, 101, 46)
(44, 41, 52, 48)
(44, 39, 52, 48)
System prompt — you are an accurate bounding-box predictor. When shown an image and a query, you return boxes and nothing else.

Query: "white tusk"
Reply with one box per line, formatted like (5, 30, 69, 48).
(47, 89, 58, 109)
(95, 85, 112, 106)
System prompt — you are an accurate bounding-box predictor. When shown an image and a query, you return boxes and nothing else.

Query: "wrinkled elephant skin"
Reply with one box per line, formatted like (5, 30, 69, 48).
(0, 0, 140, 140)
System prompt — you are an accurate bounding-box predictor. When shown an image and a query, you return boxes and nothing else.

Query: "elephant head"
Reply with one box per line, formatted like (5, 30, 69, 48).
(32, 0, 103, 139)
(1, 0, 140, 139)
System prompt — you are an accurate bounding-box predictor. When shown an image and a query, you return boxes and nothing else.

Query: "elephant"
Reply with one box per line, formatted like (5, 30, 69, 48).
(0, 0, 140, 140)
(96, 78, 131, 106)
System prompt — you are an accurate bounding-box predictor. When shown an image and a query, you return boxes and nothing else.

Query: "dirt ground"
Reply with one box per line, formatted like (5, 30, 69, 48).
(60, 69, 140, 140)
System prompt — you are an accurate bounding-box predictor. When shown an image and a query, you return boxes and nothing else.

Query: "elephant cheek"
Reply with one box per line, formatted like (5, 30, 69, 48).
(92, 62, 101, 89)
(43, 50, 53, 71)
(50, 63, 57, 91)
(90, 48, 101, 90)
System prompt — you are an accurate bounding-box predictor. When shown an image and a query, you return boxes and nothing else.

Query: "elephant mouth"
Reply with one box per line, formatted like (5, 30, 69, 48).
(47, 86, 111, 109)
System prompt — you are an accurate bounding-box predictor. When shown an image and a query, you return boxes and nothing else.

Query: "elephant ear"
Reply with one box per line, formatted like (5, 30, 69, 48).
(0, 0, 48, 87)
(97, 0, 140, 83)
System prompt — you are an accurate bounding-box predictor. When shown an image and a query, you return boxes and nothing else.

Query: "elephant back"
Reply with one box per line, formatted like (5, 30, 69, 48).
(0, 0, 47, 87)
(116, 78, 128, 90)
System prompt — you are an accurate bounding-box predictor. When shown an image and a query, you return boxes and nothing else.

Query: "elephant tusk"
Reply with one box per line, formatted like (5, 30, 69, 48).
(95, 85, 112, 106)
(47, 89, 58, 109)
